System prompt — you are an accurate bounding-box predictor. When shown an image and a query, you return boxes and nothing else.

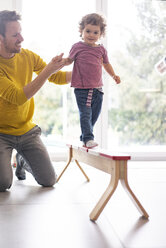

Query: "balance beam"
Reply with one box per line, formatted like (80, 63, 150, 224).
(57, 144, 149, 221)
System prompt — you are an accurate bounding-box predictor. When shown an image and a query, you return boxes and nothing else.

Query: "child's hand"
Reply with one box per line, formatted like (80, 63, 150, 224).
(113, 75, 121, 84)
(62, 58, 73, 66)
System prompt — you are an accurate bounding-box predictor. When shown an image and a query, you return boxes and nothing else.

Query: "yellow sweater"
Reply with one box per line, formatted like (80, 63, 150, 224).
(0, 48, 67, 135)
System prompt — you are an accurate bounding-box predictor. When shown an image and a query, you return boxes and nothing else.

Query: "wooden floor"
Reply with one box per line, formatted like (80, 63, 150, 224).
(0, 160, 166, 248)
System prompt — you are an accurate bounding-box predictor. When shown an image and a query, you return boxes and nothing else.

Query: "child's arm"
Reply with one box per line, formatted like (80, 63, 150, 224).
(62, 57, 73, 66)
(103, 63, 121, 84)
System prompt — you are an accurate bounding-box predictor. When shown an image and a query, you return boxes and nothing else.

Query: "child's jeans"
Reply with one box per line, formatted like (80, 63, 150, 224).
(0, 125, 56, 191)
(74, 88, 103, 143)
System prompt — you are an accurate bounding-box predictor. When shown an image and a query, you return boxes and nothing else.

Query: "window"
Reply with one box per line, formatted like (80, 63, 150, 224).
(106, 0, 166, 150)
(21, 0, 166, 155)
(22, 0, 95, 145)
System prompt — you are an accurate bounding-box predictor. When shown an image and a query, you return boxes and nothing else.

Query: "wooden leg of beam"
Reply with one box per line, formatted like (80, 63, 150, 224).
(75, 159, 90, 182)
(56, 148, 72, 183)
(89, 165, 119, 221)
(120, 161, 149, 219)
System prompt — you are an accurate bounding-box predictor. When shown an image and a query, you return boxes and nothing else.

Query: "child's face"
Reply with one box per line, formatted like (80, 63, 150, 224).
(81, 24, 101, 46)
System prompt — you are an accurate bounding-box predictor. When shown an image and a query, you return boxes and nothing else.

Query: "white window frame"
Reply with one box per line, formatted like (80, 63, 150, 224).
(95, 0, 108, 149)
(12, 0, 22, 12)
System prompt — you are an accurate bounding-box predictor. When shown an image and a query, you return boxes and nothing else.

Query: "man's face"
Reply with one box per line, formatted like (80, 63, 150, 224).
(0, 21, 24, 57)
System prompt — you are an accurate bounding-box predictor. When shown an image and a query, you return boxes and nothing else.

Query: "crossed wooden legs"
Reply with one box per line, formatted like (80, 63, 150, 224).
(90, 160, 149, 221)
(56, 147, 90, 183)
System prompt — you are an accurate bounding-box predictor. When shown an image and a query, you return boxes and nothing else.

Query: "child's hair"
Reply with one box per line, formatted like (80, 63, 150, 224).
(79, 13, 107, 37)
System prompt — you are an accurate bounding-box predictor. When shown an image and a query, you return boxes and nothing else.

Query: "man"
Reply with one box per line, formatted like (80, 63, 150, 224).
(0, 10, 71, 191)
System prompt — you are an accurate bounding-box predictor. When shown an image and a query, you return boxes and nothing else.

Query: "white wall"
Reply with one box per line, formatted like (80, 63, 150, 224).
(0, 0, 13, 10)
(0, 0, 22, 12)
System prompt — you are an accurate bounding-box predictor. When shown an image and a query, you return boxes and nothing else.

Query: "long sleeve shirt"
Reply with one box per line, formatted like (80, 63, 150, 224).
(0, 48, 67, 135)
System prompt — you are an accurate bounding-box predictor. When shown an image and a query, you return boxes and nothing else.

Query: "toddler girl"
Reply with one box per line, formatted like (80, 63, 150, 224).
(65, 13, 121, 148)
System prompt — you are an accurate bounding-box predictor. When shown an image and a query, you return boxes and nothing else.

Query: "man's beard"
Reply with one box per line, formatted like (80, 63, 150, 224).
(4, 39, 21, 54)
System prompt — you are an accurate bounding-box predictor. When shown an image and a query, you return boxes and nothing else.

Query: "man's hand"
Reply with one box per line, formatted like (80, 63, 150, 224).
(47, 53, 65, 74)
(62, 57, 73, 66)
(23, 53, 66, 99)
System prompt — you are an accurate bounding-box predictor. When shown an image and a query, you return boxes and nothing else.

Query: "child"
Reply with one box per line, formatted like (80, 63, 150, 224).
(64, 13, 121, 148)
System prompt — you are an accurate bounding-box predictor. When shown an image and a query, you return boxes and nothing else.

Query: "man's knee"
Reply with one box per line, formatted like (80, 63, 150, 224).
(37, 173, 57, 187)
(0, 177, 12, 192)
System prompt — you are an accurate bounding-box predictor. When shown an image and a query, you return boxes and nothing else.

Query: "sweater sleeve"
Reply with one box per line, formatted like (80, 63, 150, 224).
(0, 71, 27, 106)
(30, 51, 67, 85)
(0, 50, 67, 106)
(48, 71, 67, 85)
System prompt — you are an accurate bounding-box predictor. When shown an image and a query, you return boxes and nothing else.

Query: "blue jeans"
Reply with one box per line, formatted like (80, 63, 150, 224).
(0, 126, 56, 191)
(74, 88, 103, 143)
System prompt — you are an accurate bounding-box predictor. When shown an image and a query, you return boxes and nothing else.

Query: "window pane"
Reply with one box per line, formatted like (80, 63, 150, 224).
(22, 0, 95, 144)
(107, 0, 166, 147)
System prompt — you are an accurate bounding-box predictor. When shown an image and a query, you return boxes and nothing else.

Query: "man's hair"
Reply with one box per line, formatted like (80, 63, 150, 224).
(0, 10, 21, 37)
(79, 13, 107, 37)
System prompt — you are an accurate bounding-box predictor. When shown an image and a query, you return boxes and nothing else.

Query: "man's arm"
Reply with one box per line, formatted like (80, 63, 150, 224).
(23, 54, 65, 99)
(66, 71, 72, 82)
